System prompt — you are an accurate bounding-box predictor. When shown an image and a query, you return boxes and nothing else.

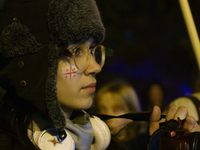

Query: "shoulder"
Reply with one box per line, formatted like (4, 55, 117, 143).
(170, 96, 193, 106)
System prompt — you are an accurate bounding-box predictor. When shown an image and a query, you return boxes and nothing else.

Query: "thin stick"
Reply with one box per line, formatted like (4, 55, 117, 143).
(179, 0, 200, 70)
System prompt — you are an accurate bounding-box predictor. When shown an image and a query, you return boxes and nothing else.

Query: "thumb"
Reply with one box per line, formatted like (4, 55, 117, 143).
(149, 106, 161, 135)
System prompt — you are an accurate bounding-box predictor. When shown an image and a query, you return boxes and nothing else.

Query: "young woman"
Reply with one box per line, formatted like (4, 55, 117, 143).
(0, 0, 200, 149)
(0, 0, 110, 149)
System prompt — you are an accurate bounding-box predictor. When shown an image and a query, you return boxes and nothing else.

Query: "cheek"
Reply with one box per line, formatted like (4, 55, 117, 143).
(57, 64, 79, 101)
(62, 66, 78, 79)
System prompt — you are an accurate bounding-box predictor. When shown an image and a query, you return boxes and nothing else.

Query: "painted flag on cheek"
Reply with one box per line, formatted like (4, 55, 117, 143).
(62, 66, 78, 79)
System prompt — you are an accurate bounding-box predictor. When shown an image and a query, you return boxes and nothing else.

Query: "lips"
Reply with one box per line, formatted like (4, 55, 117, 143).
(82, 83, 96, 92)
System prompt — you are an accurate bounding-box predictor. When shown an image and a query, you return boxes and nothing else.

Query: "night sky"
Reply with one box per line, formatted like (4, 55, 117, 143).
(95, 0, 200, 110)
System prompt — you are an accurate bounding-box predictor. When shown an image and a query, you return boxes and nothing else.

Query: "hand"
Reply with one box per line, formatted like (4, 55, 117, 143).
(149, 105, 200, 136)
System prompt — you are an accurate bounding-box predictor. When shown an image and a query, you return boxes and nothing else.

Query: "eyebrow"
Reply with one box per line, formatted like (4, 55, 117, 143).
(69, 41, 96, 49)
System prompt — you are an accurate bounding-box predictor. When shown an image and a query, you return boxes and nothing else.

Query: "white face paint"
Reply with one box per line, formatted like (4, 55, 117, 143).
(62, 66, 78, 79)
(56, 38, 102, 118)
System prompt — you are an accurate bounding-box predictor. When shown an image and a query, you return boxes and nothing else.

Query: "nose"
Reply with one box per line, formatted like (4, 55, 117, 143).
(84, 55, 101, 75)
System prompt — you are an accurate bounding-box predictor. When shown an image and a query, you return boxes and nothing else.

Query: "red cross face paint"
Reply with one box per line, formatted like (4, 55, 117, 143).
(62, 66, 78, 79)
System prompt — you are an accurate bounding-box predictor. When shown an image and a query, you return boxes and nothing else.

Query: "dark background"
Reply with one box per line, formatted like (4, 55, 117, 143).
(95, 0, 200, 110)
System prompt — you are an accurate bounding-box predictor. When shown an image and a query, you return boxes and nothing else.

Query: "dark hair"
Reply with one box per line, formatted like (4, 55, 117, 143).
(0, 94, 38, 149)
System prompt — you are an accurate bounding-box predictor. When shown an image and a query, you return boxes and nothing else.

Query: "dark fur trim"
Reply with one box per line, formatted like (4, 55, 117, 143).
(0, 0, 105, 132)
(47, 0, 105, 45)
(46, 41, 66, 130)
(0, 20, 41, 57)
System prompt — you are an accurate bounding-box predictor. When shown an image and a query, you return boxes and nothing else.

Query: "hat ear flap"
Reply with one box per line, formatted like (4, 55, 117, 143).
(0, 20, 41, 57)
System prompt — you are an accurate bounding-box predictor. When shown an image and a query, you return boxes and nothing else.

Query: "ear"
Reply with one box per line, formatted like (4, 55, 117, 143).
(90, 116, 111, 150)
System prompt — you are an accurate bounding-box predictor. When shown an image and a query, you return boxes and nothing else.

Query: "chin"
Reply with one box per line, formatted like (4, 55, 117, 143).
(83, 103, 93, 110)
(79, 99, 93, 110)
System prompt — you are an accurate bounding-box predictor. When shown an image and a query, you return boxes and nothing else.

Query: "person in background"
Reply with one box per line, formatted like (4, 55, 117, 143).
(91, 79, 148, 150)
(146, 83, 167, 112)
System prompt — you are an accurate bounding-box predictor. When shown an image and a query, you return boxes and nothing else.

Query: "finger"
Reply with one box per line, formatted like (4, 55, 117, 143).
(183, 116, 196, 132)
(166, 105, 178, 121)
(149, 106, 161, 135)
(190, 123, 200, 132)
(183, 116, 200, 133)
(173, 106, 188, 120)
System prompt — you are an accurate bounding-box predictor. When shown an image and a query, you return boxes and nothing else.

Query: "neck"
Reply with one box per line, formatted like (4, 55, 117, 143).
(60, 105, 73, 119)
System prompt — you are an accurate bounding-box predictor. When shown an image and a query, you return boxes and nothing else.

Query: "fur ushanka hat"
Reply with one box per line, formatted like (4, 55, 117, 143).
(0, 0, 105, 137)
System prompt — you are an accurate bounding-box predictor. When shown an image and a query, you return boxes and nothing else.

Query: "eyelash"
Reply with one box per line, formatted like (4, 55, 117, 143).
(64, 50, 72, 57)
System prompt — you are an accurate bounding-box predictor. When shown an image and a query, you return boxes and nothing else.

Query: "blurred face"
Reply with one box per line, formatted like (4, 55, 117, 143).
(96, 92, 136, 142)
(57, 38, 102, 117)
(149, 84, 164, 106)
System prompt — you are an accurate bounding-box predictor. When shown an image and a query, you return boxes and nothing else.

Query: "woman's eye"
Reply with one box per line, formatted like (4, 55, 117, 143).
(75, 47, 83, 56)
(64, 51, 72, 57)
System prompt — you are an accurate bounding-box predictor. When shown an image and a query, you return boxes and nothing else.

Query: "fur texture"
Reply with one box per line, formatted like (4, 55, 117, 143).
(48, 0, 105, 45)
(46, 41, 66, 130)
(0, 0, 105, 134)
(0, 20, 41, 57)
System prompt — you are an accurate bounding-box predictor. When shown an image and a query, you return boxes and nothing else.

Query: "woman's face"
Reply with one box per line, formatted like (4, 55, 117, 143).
(57, 38, 102, 116)
(149, 84, 164, 106)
